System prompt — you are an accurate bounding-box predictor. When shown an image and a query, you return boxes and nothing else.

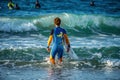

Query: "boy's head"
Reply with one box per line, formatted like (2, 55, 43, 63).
(54, 17, 61, 26)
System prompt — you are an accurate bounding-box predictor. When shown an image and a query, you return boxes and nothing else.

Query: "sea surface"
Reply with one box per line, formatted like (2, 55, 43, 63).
(0, 0, 120, 80)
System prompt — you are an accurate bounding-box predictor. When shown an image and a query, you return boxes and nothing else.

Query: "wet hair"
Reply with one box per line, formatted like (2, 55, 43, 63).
(54, 17, 61, 26)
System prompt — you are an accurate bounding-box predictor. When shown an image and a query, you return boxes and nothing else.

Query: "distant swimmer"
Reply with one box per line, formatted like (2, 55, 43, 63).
(15, 4, 20, 10)
(90, 0, 95, 6)
(8, 0, 15, 9)
(35, 0, 41, 9)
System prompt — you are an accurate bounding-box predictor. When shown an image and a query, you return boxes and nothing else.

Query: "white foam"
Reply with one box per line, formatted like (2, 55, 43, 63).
(103, 17, 120, 28)
(70, 36, 120, 48)
(93, 53, 102, 58)
(103, 59, 120, 67)
(0, 36, 47, 50)
(0, 18, 37, 32)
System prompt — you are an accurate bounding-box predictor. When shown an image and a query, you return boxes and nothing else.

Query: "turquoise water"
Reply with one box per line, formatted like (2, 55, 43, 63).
(0, 0, 120, 80)
(0, 66, 120, 80)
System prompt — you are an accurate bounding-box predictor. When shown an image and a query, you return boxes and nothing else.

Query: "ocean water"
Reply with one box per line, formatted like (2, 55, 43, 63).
(0, 0, 120, 80)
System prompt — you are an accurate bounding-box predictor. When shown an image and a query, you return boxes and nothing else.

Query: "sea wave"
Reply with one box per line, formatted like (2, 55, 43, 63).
(0, 47, 119, 60)
(0, 13, 120, 36)
(0, 47, 119, 68)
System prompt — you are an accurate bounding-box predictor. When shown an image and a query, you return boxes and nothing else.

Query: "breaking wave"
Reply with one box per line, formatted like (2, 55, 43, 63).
(0, 13, 120, 36)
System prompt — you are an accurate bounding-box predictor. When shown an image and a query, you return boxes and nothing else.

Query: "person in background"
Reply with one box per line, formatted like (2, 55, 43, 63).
(8, 0, 14, 10)
(35, 0, 41, 9)
(15, 4, 20, 10)
(90, 0, 95, 6)
(47, 17, 71, 65)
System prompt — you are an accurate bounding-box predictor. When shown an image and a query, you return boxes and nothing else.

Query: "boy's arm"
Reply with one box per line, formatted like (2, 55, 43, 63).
(47, 29, 54, 47)
(63, 34, 70, 48)
(47, 35, 53, 47)
(47, 29, 53, 52)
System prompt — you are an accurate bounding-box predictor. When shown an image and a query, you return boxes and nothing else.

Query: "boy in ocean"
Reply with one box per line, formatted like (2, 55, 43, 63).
(47, 17, 71, 65)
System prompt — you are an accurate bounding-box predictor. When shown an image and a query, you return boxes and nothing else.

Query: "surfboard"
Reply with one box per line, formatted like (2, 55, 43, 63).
(64, 42, 79, 60)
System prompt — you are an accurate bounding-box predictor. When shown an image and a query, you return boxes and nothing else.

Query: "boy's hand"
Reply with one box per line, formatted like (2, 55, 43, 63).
(46, 46, 50, 52)
(67, 44, 70, 52)
(67, 47, 70, 52)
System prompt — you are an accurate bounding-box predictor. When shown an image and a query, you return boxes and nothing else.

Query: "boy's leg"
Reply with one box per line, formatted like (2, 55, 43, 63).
(50, 54, 55, 64)
(50, 46, 57, 64)
(57, 47, 63, 64)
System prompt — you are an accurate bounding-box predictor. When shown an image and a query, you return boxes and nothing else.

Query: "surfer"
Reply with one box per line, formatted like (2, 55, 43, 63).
(35, 0, 41, 9)
(47, 17, 71, 65)
(90, 0, 95, 6)
(15, 4, 20, 10)
(8, 0, 15, 10)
